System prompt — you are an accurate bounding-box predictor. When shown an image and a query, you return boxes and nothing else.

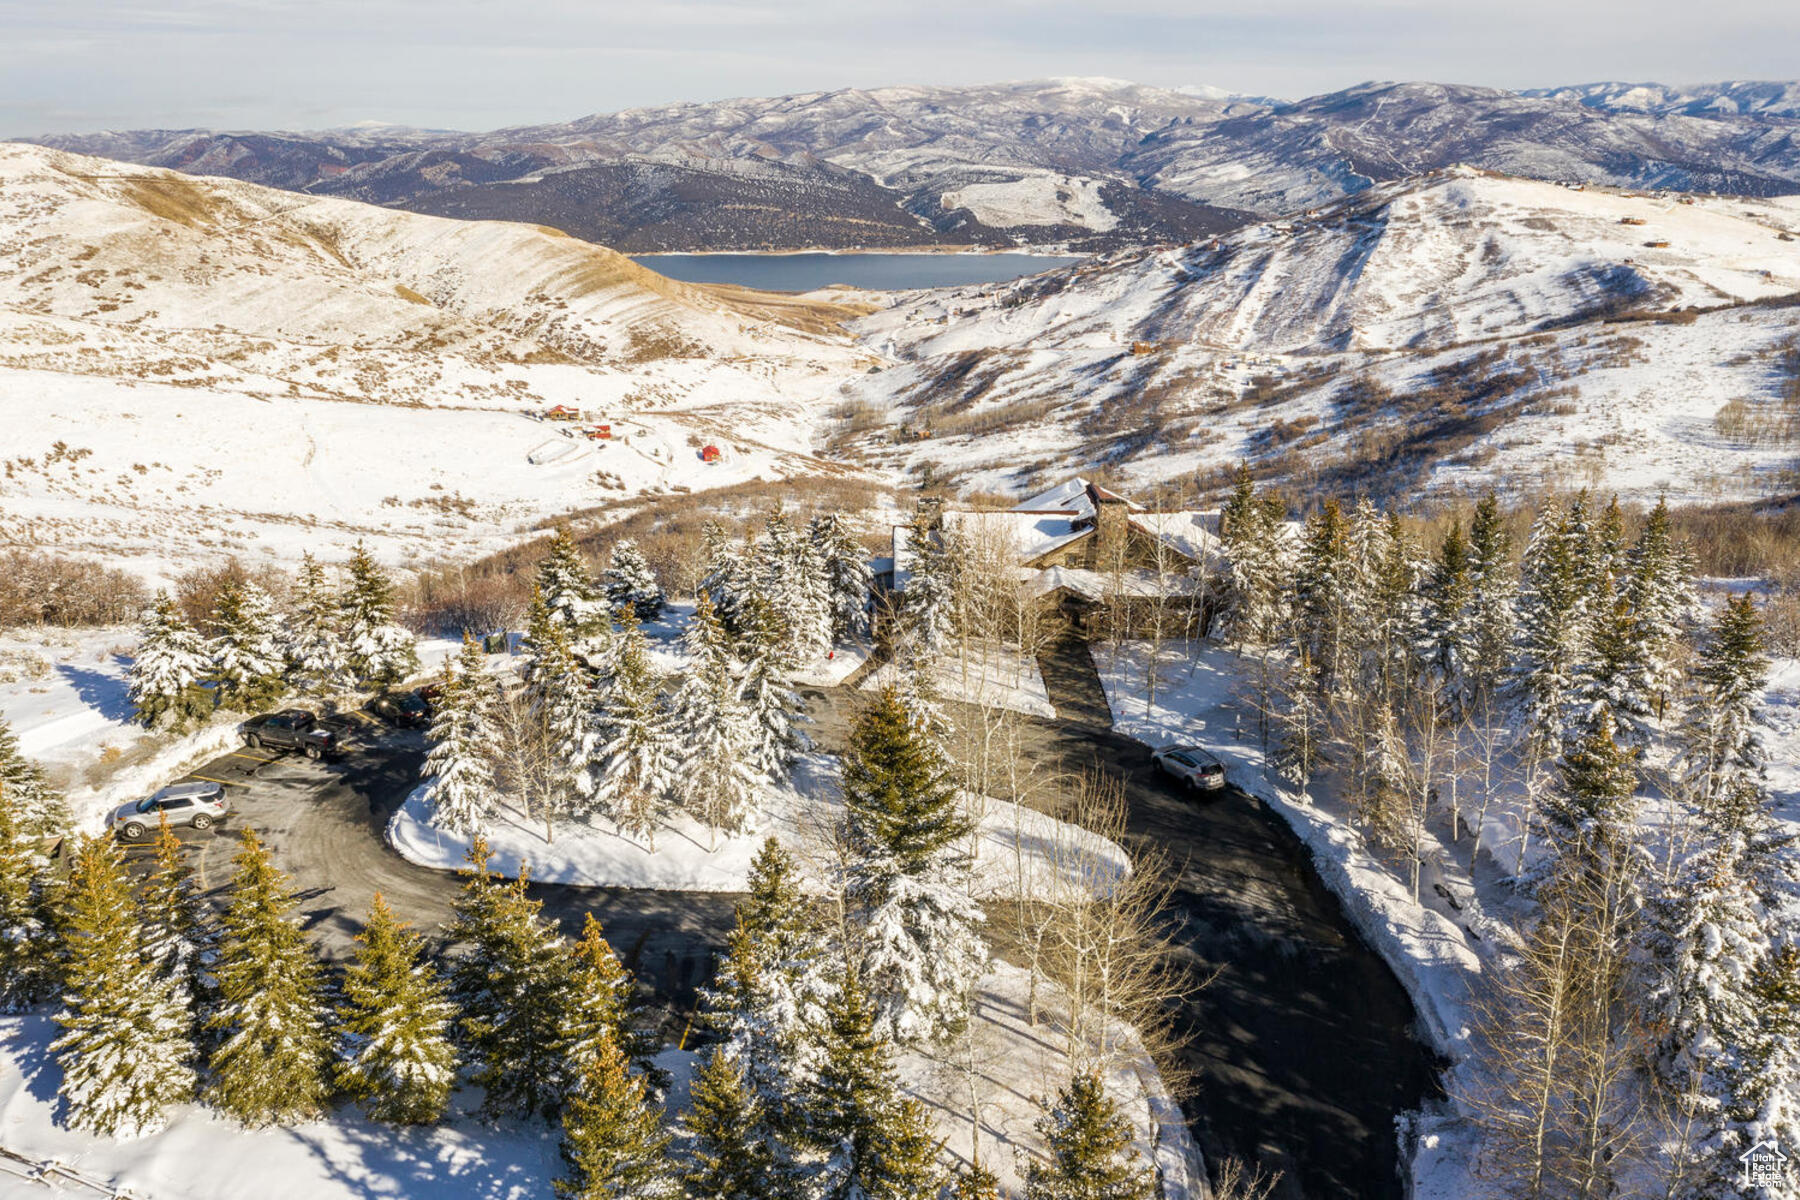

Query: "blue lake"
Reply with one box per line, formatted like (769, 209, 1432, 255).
(630, 251, 1086, 292)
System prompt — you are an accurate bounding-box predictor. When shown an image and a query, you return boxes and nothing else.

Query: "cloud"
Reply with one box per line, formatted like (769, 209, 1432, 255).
(3, 0, 1795, 134)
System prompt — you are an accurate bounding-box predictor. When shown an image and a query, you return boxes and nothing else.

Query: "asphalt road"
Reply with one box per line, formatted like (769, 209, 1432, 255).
(126, 713, 735, 1027)
(128, 647, 1440, 1199)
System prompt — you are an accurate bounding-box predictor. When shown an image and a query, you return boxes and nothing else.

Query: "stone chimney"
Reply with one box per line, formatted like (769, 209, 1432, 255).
(1089, 485, 1131, 567)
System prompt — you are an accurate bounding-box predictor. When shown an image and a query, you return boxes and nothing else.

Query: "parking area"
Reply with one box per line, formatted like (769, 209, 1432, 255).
(116, 709, 733, 1025)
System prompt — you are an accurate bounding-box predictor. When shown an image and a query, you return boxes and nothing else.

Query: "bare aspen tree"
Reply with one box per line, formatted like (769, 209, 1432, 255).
(489, 683, 564, 844)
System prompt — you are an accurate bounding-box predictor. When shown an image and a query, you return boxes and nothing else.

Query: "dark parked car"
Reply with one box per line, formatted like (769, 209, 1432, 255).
(240, 709, 336, 759)
(110, 781, 230, 841)
(366, 690, 430, 728)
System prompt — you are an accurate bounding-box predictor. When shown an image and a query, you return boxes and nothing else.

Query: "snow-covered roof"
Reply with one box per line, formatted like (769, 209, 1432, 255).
(1022, 566, 1204, 602)
(940, 509, 1090, 563)
(1129, 511, 1223, 567)
(1010, 476, 1144, 520)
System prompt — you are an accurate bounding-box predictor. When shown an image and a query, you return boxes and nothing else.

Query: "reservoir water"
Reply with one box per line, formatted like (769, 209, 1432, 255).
(631, 251, 1085, 292)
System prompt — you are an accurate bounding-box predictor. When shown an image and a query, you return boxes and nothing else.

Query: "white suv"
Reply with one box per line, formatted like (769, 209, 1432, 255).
(110, 781, 230, 841)
(1151, 745, 1227, 792)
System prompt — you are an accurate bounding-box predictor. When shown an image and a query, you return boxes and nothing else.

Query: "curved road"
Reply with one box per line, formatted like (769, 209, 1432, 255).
(140, 648, 1439, 1199)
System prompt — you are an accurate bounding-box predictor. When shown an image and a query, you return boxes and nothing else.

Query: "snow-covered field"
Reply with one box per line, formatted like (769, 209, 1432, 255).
(0, 143, 875, 580)
(389, 751, 1128, 901)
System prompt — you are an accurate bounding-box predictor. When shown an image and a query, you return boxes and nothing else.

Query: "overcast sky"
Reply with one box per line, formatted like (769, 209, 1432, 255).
(4, 0, 1797, 135)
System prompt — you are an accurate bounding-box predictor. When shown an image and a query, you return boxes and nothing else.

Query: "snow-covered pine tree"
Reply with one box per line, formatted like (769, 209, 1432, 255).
(0, 799, 54, 1010)
(340, 542, 418, 688)
(738, 590, 810, 781)
(683, 1045, 803, 1200)
(1217, 463, 1290, 649)
(841, 685, 987, 1044)
(1677, 593, 1770, 815)
(127, 591, 213, 730)
(523, 590, 602, 817)
(1511, 499, 1589, 759)
(602, 538, 666, 622)
(1023, 1070, 1157, 1200)
(671, 594, 761, 844)
(206, 828, 333, 1125)
(463, 875, 572, 1117)
(953, 1162, 1003, 1200)
(421, 636, 504, 834)
(780, 533, 834, 664)
(555, 1029, 679, 1200)
(209, 578, 286, 711)
(700, 523, 755, 635)
(286, 553, 350, 695)
(808, 512, 873, 642)
(1365, 508, 1428, 699)
(336, 893, 458, 1125)
(0, 712, 70, 836)
(1571, 592, 1655, 750)
(1622, 497, 1697, 724)
(560, 914, 661, 1089)
(1543, 709, 1639, 875)
(446, 835, 507, 1030)
(1292, 499, 1355, 690)
(700, 838, 832, 1140)
(50, 836, 196, 1138)
(139, 816, 218, 1026)
(1423, 518, 1476, 701)
(899, 505, 958, 658)
(1733, 944, 1800, 1199)
(593, 610, 677, 847)
(1464, 492, 1516, 707)
(806, 964, 942, 1200)
(538, 526, 611, 638)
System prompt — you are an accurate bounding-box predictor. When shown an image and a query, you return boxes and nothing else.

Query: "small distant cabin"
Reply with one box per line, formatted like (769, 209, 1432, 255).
(1619, 217, 1648, 227)
(584, 424, 612, 440)
(1130, 341, 1157, 356)
(700, 444, 722, 463)
(1643, 240, 1671, 249)
(545, 405, 582, 421)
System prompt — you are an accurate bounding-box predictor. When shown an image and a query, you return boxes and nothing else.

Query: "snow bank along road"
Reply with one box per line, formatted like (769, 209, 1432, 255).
(137, 665, 1437, 1199)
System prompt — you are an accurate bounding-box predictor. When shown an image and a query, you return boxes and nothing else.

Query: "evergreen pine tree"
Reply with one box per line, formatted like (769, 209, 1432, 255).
(0, 712, 70, 836)
(207, 828, 333, 1125)
(700, 523, 755, 634)
(952, 1161, 1003, 1200)
(209, 578, 287, 711)
(1293, 499, 1355, 689)
(808, 511, 874, 642)
(1545, 710, 1639, 873)
(421, 636, 504, 833)
(555, 1030, 678, 1200)
(337, 893, 458, 1125)
(1512, 499, 1589, 758)
(899, 506, 958, 657)
(139, 815, 218, 1025)
(462, 876, 572, 1117)
(1464, 492, 1516, 706)
(1424, 518, 1476, 700)
(1023, 1071, 1157, 1200)
(808, 965, 943, 1200)
(340, 542, 418, 688)
(446, 835, 508, 1034)
(127, 591, 213, 730)
(50, 836, 196, 1138)
(842, 686, 986, 1044)
(561, 914, 661, 1087)
(0, 798, 54, 1010)
(1217, 463, 1290, 649)
(1572, 591, 1654, 749)
(602, 538, 666, 622)
(286, 553, 350, 696)
(1736, 944, 1800, 1195)
(738, 589, 810, 780)
(538, 526, 611, 638)
(1678, 593, 1770, 814)
(1621, 496, 1697, 723)
(593, 610, 677, 846)
(683, 1045, 801, 1200)
(671, 594, 761, 843)
(523, 589, 602, 816)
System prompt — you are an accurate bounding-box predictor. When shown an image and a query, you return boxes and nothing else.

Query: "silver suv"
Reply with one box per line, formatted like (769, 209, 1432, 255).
(110, 781, 230, 841)
(1151, 745, 1227, 792)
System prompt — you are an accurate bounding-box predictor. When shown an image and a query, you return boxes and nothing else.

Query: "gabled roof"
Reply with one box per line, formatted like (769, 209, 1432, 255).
(940, 509, 1089, 564)
(1010, 477, 1143, 520)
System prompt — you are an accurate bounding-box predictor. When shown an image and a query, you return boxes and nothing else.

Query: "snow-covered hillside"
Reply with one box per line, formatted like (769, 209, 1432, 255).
(0, 144, 875, 578)
(846, 169, 1800, 504)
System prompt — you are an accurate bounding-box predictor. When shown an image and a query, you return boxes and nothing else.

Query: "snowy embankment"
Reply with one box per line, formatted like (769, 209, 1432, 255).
(860, 639, 1056, 718)
(0, 960, 1197, 1200)
(388, 751, 1128, 900)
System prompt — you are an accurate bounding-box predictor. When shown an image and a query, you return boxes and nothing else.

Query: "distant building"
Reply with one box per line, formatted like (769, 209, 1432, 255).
(887, 477, 1224, 636)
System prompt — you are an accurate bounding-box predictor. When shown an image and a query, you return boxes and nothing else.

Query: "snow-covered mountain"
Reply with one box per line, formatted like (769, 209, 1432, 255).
(844, 168, 1800, 506)
(0, 143, 873, 577)
(26, 76, 1800, 252)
